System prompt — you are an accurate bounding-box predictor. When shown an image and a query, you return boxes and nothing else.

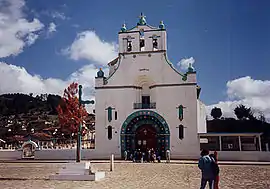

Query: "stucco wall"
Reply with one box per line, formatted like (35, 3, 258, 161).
(95, 51, 200, 158)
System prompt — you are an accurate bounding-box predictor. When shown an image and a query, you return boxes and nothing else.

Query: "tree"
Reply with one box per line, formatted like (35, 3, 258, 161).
(258, 112, 266, 123)
(234, 104, 253, 120)
(210, 107, 222, 119)
(57, 82, 88, 133)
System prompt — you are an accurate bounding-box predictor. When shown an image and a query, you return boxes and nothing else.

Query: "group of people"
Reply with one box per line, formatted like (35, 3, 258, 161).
(198, 149, 220, 189)
(124, 148, 162, 163)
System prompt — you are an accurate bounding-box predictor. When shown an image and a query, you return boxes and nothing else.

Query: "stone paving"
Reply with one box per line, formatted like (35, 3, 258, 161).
(0, 162, 269, 189)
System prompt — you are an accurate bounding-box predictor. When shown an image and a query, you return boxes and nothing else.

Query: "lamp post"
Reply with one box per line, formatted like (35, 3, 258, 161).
(76, 85, 94, 163)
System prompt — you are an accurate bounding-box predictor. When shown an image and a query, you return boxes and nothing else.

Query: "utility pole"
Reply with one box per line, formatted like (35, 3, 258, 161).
(76, 85, 94, 163)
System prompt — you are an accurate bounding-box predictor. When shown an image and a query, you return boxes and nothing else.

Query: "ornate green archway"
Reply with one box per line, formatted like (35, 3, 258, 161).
(120, 110, 170, 159)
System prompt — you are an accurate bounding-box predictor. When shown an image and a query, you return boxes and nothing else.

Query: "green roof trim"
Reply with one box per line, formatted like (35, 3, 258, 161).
(164, 53, 187, 81)
(159, 21, 165, 29)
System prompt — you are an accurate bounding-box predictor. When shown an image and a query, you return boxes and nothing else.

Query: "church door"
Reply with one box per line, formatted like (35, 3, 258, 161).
(135, 125, 156, 153)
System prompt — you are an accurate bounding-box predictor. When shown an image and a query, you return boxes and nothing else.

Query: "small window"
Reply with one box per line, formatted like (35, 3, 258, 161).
(108, 126, 112, 140)
(179, 125, 184, 140)
(115, 111, 118, 120)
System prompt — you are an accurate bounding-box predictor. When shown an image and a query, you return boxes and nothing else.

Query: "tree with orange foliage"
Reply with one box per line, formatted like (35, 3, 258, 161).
(57, 82, 88, 133)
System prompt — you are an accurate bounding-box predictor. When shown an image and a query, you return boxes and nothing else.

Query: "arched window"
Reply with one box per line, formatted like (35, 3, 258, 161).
(179, 125, 184, 140)
(108, 126, 112, 140)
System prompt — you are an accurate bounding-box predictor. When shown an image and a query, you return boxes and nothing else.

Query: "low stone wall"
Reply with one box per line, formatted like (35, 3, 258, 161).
(0, 149, 116, 160)
(0, 150, 270, 161)
(214, 151, 270, 162)
(0, 150, 21, 160)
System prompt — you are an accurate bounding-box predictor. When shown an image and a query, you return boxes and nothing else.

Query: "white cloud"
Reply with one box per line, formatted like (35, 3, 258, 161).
(206, 76, 270, 121)
(177, 57, 195, 70)
(0, 0, 44, 58)
(51, 11, 67, 20)
(0, 62, 97, 113)
(48, 22, 56, 33)
(26, 33, 38, 46)
(63, 31, 118, 65)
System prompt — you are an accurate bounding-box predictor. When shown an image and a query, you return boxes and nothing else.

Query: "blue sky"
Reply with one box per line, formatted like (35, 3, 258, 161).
(0, 0, 270, 119)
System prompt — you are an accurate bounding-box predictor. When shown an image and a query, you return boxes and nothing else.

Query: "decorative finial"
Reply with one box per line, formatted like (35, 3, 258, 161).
(97, 68, 104, 78)
(137, 12, 147, 25)
(159, 20, 165, 29)
(120, 23, 127, 32)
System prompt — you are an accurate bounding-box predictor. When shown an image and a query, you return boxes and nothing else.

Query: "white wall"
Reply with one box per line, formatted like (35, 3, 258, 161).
(95, 51, 200, 158)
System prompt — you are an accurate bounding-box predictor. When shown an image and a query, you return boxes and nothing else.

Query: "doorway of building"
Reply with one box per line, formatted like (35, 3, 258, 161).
(135, 124, 156, 153)
(120, 110, 170, 159)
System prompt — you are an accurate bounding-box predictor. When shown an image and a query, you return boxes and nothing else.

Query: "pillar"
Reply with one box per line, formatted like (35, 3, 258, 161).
(258, 135, 262, 151)
(110, 154, 114, 171)
(238, 136, 242, 151)
(219, 136, 222, 151)
(266, 143, 269, 152)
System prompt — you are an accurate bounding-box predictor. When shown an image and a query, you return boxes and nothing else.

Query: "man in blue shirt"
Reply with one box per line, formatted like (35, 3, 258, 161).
(198, 149, 215, 189)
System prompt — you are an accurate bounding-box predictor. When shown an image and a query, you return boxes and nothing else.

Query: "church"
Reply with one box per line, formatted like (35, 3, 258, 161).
(94, 13, 207, 159)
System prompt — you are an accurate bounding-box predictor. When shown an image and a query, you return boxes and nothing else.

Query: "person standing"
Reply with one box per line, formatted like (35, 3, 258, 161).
(124, 150, 128, 161)
(213, 151, 220, 189)
(166, 149, 170, 163)
(198, 149, 215, 189)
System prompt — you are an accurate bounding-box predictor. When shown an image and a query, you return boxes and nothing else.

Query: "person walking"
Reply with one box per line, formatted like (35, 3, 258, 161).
(198, 149, 215, 189)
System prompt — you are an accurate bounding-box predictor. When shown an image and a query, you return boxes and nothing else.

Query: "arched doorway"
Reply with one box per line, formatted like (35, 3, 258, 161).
(135, 124, 157, 152)
(120, 110, 170, 159)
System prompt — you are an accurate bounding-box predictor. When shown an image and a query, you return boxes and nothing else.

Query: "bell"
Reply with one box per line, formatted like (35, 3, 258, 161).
(140, 39, 145, 47)
(153, 40, 158, 49)
(127, 42, 132, 51)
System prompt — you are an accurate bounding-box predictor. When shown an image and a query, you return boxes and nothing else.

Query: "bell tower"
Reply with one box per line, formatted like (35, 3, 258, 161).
(118, 13, 167, 54)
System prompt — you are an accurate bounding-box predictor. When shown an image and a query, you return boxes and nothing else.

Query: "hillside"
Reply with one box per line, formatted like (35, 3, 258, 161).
(0, 93, 61, 116)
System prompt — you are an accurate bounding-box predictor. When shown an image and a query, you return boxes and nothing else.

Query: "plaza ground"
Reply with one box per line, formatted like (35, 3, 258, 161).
(0, 162, 269, 189)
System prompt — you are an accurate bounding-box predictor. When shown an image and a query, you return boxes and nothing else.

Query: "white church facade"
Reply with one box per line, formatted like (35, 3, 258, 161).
(94, 14, 207, 159)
